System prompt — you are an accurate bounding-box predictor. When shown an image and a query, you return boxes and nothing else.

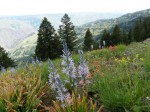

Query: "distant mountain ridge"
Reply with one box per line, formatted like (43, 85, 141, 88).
(8, 8, 150, 61)
(0, 20, 35, 49)
(76, 8, 150, 40)
(0, 12, 122, 50)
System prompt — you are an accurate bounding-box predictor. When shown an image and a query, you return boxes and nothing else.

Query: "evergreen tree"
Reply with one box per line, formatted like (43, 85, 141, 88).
(122, 31, 128, 44)
(100, 29, 111, 47)
(35, 17, 62, 61)
(133, 17, 150, 42)
(49, 33, 62, 58)
(133, 19, 144, 42)
(83, 28, 93, 51)
(128, 29, 134, 44)
(112, 25, 122, 45)
(143, 17, 150, 38)
(59, 14, 77, 51)
(0, 46, 14, 71)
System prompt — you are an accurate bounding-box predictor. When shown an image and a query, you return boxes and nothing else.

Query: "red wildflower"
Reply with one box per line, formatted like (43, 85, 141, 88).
(109, 46, 117, 52)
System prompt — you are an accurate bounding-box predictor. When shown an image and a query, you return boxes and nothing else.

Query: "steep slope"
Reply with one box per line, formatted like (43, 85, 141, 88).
(9, 34, 37, 59)
(76, 8, 150, 40)
(0, 20, 35, 50)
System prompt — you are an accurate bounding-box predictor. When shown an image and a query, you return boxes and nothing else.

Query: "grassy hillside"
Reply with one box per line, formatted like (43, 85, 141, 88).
(76, 8, 150, 40)
(1, 41, 150, 111)
(9, 34, 37, 59)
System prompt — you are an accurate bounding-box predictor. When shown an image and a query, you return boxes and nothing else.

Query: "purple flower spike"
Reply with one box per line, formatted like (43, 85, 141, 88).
(78, 50, 89, 78)
(61, 42, 77, 85)
(48, 59, 67, 102)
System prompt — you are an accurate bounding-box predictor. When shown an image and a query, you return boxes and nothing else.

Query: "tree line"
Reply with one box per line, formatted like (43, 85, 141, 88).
(100, 17, 150, 47)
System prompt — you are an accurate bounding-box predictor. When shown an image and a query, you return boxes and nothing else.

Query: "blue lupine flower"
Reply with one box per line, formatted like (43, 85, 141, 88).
(61, 42, 77, 86)
(48, 43, 90, 107)
(78, 50, 89, 78)
(48, 59, 67, 102)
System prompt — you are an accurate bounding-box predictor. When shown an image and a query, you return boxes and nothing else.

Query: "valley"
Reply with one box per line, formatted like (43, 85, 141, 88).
(5, 8, 150, 61)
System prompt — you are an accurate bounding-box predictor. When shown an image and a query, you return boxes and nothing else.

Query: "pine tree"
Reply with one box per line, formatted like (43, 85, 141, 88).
(50, 33, 62, 58)
(133, 17, 150, 42)
(59, 14, 77, 51)
(35, 17, 62, 61)
(128, 29, 134, 43)
(143, 17, 150, 38)
(112, 25, 122, 45)
(133, 19, 145, 42)
(100, 29, 110, 47)
(0, 46, 14, 71)
(83, 28, 93, 51)
(122, 31, 128, 44)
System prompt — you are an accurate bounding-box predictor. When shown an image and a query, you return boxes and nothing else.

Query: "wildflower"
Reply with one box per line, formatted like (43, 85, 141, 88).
(87, 73, 92, 79)
(93, 60, 101, 73)
(32, 57, 43, 67)
(78, 50, 89, 78)
(136, 54, 139, 58)
(79, 79, 85, 86)
(65, 93, 73, 105)
(79, 79, 90, 86)
(48, 43, 94, 109)
(121, 57, 128, 64)
(127, 57, 130, 61)
(140, 58, 144, 61)
(85, 80, 90, 84)
(78, 63, 89, 78)
(36, 57, 43, 66)
(94, 61, 99, 65)
(125, 50, 131, 56)
(61, 42, 77, 86)
(109, 45, 116, 52)
(78, 50, 90, 86)
(48, 59, 67, 102)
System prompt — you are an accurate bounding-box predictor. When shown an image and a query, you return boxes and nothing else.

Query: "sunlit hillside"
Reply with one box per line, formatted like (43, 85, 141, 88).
(1, 40, 150, 111)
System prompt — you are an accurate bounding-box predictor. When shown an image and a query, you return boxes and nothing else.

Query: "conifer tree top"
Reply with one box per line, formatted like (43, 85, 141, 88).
(59, 13, 77, 51)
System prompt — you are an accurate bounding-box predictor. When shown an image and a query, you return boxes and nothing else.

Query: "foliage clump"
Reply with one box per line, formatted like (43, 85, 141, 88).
(35, 17, 62, 61)
(0, 46, 14, 71)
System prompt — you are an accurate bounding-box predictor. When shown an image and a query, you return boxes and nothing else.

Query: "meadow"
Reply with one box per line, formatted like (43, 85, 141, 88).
(0, 40, 150, 112)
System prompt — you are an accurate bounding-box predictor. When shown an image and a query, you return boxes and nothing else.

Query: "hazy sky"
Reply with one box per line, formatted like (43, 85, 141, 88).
(0, 0, 149, 16)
